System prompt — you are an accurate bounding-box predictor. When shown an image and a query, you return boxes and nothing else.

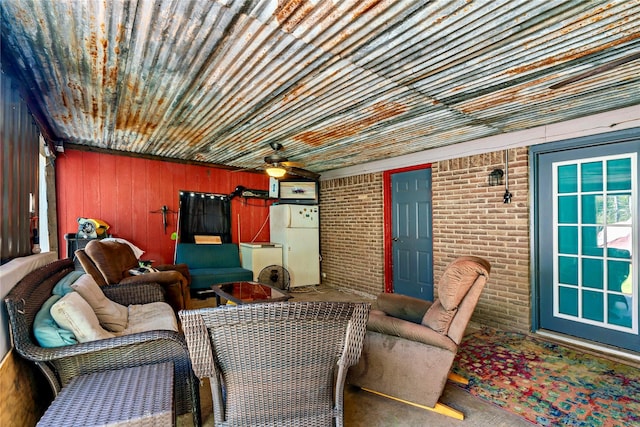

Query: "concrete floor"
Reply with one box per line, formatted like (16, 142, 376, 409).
(179, 285, 531, 427)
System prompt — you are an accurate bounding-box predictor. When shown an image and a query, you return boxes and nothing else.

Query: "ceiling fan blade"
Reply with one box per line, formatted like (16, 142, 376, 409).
(231, 166, 263, 173)
(282, 161, 304, 168)
(549, 51, 640, 90)
(285, 166, 320, 180)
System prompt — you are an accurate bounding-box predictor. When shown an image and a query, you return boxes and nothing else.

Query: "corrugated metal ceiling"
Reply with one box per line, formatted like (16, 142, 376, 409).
(1, 0, 639, 175)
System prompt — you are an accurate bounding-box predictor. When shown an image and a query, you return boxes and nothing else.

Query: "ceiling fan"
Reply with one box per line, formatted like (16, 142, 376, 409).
(262, 142, 320, 180)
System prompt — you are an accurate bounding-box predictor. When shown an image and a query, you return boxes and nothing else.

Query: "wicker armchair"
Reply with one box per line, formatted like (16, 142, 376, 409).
(4, 258, 201, 426)
(179, 301, 370, 427)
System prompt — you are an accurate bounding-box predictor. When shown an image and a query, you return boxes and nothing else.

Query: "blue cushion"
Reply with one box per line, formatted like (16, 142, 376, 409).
(52, 271, 85, 296)
(176, 243, 242, 269)
(33, 295, 78, 348)
(189, 268, 254, 290)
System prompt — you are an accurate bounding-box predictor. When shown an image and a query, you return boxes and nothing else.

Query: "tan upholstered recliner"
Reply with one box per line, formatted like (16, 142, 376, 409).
(347, 256, 490, 420)
(76, 240, 191, 312)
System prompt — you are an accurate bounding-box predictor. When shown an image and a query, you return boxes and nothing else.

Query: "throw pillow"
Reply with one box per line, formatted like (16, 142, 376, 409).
(33, 295, 78, 348)
(50, 292, 116, 343)
(52, 270, 85, 296)
(71, 274, 128, 332)
(120, 302, 179, 335)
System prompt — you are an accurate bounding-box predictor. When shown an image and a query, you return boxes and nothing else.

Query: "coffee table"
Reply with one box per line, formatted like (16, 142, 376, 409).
(211, 281, 291, 306)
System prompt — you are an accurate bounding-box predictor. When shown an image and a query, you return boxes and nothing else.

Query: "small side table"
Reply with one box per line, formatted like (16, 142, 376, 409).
(37, 362, 174, 426)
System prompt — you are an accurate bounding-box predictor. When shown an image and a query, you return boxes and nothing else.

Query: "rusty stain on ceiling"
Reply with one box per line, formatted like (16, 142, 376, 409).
(1, 0, 639, 175)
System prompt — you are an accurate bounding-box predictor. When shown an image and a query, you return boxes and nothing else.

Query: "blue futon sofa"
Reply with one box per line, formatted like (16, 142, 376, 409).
(175, 243, 253, 296)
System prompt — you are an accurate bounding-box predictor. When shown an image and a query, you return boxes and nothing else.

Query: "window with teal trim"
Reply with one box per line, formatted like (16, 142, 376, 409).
(553, 153, 636, 332)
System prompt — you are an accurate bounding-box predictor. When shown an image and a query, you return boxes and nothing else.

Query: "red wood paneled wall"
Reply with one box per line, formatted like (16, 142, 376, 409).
(56, 149, 273, 264)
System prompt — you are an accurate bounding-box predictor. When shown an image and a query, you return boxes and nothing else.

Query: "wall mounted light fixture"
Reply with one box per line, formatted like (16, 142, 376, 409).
(488, 169, 504, 186)
(503, 150, 512, 204)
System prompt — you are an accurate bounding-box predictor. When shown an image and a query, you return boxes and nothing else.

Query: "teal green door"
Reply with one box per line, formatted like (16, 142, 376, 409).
(535, 136, 638, 352)
(391, 168, 433, 300)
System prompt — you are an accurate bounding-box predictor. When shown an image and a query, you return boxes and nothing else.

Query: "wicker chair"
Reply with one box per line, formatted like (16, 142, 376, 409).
(4, 258, 201, 426)
(179, 301, 370, 427)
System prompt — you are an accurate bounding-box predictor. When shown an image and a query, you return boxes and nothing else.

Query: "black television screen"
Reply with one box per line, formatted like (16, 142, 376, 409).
(278, 180, 318, 204)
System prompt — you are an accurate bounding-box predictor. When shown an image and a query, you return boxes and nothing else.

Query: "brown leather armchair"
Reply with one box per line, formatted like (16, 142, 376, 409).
(75, 240, 191, 312)
(347, 256, 490, 420)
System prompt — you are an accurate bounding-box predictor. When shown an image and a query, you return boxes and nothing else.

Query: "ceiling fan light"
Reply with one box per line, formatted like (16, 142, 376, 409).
(266, 166, 286, 178)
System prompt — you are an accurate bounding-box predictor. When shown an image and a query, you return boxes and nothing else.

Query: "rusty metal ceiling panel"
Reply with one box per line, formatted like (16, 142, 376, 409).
(1, 0, 639, 174)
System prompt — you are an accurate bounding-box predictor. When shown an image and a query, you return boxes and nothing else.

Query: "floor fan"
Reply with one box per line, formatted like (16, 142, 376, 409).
(257, 265, 290, 291)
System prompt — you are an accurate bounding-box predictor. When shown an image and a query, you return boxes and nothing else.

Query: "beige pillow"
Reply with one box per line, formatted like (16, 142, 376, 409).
(71, 274, 128, 332)
(118, 302, 179, 335)
(50, 292, 116, 343)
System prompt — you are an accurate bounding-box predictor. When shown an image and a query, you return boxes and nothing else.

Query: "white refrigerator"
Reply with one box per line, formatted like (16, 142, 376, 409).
(269, 204, 320, 288)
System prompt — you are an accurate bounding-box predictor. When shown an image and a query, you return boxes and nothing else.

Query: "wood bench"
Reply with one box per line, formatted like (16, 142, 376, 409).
(37, 362, 174, 426)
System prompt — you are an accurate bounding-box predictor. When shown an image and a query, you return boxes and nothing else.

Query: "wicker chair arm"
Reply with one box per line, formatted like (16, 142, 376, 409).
(178, 310, 218, 379)
(102, 282, 165, 305)
(14, 329, 185, 362)
(340, 303, 371, 368)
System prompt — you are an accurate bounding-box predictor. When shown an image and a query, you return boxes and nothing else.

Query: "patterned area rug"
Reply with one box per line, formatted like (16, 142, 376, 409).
(451, 328, 640, 426)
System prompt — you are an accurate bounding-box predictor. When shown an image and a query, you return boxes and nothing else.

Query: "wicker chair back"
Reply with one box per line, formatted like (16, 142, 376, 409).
(180, 301, 370, 427)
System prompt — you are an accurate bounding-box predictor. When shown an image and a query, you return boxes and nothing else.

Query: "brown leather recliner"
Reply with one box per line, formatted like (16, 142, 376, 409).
(347, 256, 490, 420)
(75, 240, 192, 312)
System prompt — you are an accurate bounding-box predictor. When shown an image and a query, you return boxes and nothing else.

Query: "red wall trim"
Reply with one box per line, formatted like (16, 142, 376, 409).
(382, 163, 432, 293)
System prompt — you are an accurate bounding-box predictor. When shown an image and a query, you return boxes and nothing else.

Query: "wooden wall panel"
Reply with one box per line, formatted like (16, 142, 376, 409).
(114, 156, 134, 241)
(0, 350, 52, 427)
(56, 149, 273, 264)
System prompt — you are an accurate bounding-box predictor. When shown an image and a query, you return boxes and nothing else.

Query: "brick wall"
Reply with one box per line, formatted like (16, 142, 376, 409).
(432, 147, 530, 332)
(320, 147, 531, 333)
(320, 174, 385, 297)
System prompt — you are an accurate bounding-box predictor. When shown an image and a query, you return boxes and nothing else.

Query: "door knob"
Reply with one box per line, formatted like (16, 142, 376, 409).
(392, 237, 399, 242)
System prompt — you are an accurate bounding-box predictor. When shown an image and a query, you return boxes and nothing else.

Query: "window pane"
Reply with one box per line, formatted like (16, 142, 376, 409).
(581, 162, 603, 192)
(607, 260, 631, 292)
(558, 196, 578, 224)
(621, 265, 633, 295)
(608, 295, 632, 328)
(559, 256, 578, 285)
(581, 195, 603, 224)
(581, 226, 603, 257)
(582, 258, 603, 289)
(558, 164, 577, 193)
(608, 247, 632, 259)
(607, 158, 631, 191)
(606, 194, 632, 224)
(582, 290, 604, 322)
(559, 286, 578, 316)
(558, 226, 578, 255)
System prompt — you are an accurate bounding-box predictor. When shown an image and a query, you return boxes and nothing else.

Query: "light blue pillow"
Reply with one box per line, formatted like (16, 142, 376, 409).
(33, 295, 78, 347)
(52, 271, 84, 296)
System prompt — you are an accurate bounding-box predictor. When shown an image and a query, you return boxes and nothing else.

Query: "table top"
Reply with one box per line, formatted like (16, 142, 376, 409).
(211, 281, 291, 305)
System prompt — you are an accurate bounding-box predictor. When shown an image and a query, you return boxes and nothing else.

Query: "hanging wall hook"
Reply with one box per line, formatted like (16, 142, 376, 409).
(150, 205, 177, 234)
